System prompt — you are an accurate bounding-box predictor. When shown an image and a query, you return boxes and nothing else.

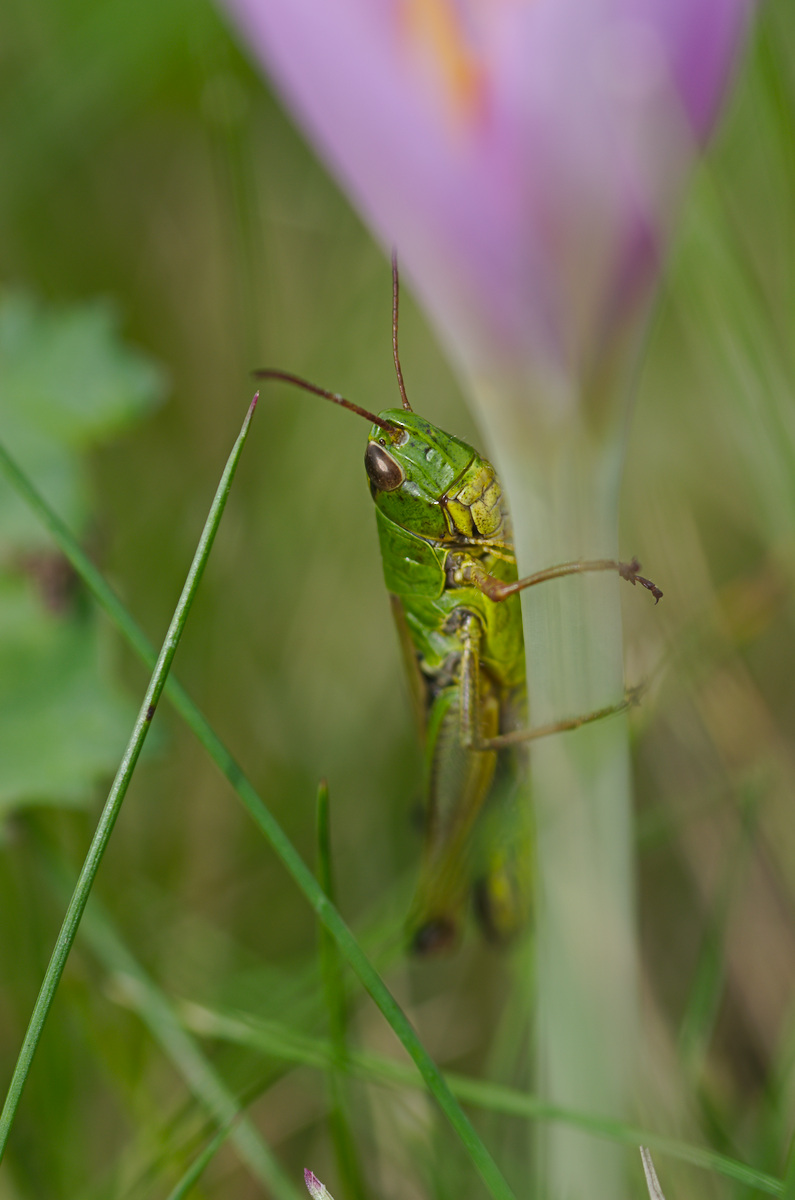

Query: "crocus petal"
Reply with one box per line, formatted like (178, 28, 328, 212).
(225, 0, 753, 410)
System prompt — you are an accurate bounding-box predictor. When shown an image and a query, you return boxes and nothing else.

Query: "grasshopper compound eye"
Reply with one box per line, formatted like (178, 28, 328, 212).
(365, 441, 404, 491)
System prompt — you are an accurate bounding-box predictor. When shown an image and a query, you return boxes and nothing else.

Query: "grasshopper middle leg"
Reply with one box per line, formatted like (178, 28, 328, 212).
(452, 609, 640, 753)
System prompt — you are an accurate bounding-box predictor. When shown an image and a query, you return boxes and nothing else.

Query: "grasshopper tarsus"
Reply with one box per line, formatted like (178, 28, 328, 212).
(619, 558, 663, 603)
(625, 682, 647, 708)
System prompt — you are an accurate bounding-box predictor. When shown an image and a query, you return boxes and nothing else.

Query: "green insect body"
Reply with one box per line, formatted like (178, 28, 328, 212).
(363, 410, 531, 953)
(256, 256, 660, 958)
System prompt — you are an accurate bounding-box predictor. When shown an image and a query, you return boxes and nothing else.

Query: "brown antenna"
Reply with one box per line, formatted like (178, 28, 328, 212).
(391, 250, 413, 411)
(253, 368, 397, 433)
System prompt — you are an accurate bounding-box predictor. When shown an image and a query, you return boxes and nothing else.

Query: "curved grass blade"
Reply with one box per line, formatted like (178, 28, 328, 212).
(0, 395, 258, 1162)
(0, 425, 515, 1200)
(164, 1120, 238, 1200)
(181, 1005, 786, 1199)
(782, 1133, 795, 1200)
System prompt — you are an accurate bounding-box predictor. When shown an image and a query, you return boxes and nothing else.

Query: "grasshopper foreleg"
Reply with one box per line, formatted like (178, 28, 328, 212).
(455, 555, 662, 603)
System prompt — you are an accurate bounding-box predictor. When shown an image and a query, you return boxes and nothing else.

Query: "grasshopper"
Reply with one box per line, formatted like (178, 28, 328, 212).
(257, 257, 660, 955)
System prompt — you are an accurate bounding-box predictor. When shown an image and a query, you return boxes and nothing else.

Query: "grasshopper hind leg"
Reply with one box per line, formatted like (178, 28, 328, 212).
(472, 691, 533, 948)
(408, 681, 500, 956)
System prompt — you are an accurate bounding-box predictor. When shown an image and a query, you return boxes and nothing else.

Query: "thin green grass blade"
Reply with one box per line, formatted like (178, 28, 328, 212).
(316, 780, 368, 1200)
(781, 1133, 795, 1200)
(164, 1121, 237, 1200)
(181, 1005, 786, 1198)
(678, 786, 759, 1080)
(0, 426, 515, 1200)
(0, 395, 258, 1163)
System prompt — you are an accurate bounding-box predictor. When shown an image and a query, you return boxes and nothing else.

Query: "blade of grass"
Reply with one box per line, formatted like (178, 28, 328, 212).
(0, 395, 258, 1163)
(316, 780, 368, 1200)
(179, 1004, 786, 1198)
(781, 1133, 795, 1200)
(0, 430, 516, 1200)
(164, 1120, 238, 1200)
(678, 784, 759, 1078)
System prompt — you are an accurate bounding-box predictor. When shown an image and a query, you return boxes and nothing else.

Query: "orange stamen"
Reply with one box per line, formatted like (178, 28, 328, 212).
(401, 0, 487, 127)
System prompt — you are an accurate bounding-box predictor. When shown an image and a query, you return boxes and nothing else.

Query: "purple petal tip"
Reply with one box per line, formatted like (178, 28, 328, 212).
(303, 1169, 334, 1200)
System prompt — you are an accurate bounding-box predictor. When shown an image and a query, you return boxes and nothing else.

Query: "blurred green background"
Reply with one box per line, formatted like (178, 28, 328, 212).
(1, 0, 794, 1197)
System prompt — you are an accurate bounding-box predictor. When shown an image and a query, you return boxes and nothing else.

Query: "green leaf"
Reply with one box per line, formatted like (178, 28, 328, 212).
(0, 290, 166, 811)
(0, 291, 165, 548)
(0, 575, 133, 812)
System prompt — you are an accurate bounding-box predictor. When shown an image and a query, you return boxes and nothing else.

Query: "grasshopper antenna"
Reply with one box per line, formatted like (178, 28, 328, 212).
(392, 250, 413, 412)
(253, 369, 398, 434)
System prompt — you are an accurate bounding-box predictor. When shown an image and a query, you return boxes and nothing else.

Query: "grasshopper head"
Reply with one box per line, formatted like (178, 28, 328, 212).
(365, 411, 476, 540)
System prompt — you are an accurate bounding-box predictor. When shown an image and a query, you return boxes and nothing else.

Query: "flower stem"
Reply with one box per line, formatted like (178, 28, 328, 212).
(476, 380, 638, 1200)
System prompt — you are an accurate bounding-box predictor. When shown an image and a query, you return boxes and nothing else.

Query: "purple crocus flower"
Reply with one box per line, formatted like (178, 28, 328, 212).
(224, 0, 751, 424)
